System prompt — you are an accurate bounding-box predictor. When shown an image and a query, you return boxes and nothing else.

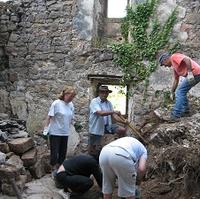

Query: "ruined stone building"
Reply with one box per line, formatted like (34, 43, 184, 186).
(0, 0, 200, 151)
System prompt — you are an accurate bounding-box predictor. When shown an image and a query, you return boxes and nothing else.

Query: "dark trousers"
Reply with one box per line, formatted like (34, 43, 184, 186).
(57, 171, 93, 193)
(49, 135, 68, 166)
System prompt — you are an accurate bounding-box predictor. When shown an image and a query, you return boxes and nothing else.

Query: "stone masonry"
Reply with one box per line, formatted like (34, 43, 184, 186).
(0, 0, 200, 152)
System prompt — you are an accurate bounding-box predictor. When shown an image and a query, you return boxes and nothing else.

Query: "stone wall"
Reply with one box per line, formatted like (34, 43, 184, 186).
(0, 0, 122, 151)
(130, 0, 200, 122)
(0, 0, 200, 150)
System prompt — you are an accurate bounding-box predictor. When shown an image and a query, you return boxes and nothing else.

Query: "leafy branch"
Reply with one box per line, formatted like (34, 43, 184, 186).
(112, 0, 178, 87)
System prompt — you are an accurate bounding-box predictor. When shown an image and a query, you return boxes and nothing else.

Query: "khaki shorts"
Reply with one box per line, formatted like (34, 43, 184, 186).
(99, 146, 137, 198)
(88, 134, 103, 145)
(104, 124, 119, 134)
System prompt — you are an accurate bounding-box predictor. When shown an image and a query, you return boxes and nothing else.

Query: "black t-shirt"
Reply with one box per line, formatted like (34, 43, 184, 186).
(62, 154, 102, 188)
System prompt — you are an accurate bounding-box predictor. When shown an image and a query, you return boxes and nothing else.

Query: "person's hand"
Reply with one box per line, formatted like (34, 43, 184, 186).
(170, 91, 175, 101)
(187, 71, 196, 85)
(124, 119, 129, 125)
(43, 126, 49, 136)
(187, 71, 194, 79)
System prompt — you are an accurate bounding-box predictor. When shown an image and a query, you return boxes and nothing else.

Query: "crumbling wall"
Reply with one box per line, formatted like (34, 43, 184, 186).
(0, 2, 21, 116)
(0, 0, 122, 153)
(0, 0, 199, 152)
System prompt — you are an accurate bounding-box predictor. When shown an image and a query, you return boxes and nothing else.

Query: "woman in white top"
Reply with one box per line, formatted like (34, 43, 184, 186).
(44, 85, 76, 174)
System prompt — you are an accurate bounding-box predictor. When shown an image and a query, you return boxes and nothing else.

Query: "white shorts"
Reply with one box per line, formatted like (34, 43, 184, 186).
(99, 145, 137, 198)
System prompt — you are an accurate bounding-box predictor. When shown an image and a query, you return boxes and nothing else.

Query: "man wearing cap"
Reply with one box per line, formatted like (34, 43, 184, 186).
(159, 52, 200, 120)
(88, 85, 128, 157)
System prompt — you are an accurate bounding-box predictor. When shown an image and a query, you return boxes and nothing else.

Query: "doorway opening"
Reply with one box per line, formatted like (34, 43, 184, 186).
(88, 74, 129, 117)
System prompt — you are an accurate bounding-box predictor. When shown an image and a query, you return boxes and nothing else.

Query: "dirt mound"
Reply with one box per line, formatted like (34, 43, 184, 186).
(142, 144, 200, 199)
(136, 102, 200, 199)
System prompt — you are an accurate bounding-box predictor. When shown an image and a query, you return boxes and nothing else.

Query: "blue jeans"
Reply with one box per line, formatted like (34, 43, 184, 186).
(172, 74, 200, 118)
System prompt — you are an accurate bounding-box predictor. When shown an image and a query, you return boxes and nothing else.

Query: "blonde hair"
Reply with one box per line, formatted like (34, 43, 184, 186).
(58, 85, 76, 100)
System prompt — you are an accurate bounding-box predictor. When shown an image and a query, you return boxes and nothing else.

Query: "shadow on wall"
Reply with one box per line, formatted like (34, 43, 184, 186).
(0, 46, 9, 71)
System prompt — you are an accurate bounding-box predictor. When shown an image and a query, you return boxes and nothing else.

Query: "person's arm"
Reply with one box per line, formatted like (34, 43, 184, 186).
(45, 101, 56, 127)
(137, 155, 147, 185)
(112, 112, 128, 125)
(90, 99, 115, 117)
(44, 115, 51, 128)
(90, 158, 102, 188)
(92, 166, 102, 188)
(182, 57, 192, 72)
(169, 70, 179, 100)
(107, 101, 128, 124)
(171, 76, 179, 93)
(96, 110, 115, 116)
(182, 57, 196, 83)
(43, 115, 52, 135)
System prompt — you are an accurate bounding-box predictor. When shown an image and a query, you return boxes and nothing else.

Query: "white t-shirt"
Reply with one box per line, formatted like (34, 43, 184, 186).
(48, 99, 74, 136)
(108, 136, 147, 162)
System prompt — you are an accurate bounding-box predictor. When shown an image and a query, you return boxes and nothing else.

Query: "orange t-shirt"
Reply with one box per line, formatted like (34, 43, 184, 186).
(171, 53, 200, 79)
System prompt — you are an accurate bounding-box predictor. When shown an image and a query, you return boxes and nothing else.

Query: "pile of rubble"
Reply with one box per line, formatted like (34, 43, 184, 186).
(1, 99, 200, 199)
(137, 106, 200, 199)
(0, 117, 50, 197)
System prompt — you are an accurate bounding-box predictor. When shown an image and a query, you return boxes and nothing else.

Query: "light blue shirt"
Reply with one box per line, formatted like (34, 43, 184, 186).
(108, 137, 148, 162)
(89, 97, 113, 136)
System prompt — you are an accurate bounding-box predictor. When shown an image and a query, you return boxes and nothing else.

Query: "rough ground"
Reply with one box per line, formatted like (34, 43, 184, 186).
(1, 97, 200, 199)
(0, 175, 102, 199)
(135, 97, 200, 199)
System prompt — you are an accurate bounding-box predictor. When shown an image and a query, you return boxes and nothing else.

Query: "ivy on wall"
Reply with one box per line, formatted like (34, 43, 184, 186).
(112, 0, 178, 86)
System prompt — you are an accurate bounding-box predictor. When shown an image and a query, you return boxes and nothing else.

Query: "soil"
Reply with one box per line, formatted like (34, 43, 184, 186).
(2, 100, 200, 199)
(94, 99, 200, 199)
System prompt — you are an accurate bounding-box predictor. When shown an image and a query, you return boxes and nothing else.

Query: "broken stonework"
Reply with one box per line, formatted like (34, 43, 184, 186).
(21, 148, 37, 167)
(0, 151, 6, 164)
(7, 155, 25, 173)
(29, 146, 51, 178)
(29, 158, 46, 179)
(2, 175, 27, 196)
(0, 118, 51, 196)
(0, 142, 9, 153)
(0, 164, 20, 179)
(0, 118, 51, 197)
(8, 137, 34, 154)
(0, 129, 8, 142)
(0, 119, 27, 141)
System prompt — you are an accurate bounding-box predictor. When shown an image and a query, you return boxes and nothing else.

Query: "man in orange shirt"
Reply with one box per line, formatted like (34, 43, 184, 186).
(159, 52, 200, 120)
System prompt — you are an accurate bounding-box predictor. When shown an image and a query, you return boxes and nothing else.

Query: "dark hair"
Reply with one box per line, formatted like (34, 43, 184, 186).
(158, 52, 171, 65)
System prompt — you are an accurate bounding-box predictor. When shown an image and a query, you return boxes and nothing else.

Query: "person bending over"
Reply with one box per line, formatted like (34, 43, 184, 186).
(159, 52, 200, 121)
(99, 137, 147, 199)
(56, 154, 102, 196)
